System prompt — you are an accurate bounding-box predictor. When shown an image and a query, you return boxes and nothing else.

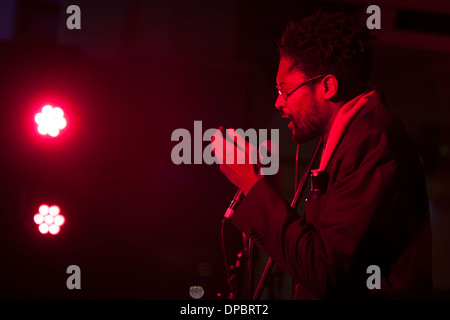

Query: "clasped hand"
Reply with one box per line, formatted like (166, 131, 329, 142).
(211, 127, 263, 195)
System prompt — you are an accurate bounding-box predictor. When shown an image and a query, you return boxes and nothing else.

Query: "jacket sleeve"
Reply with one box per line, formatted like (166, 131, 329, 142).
(231, 130, 397, 298)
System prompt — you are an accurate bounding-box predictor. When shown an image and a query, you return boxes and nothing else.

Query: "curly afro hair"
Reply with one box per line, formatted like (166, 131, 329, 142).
(278, 12, 376, 101)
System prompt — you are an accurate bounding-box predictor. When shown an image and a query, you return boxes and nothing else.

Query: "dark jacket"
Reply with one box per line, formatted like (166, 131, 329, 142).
(232, 93, 433, 299)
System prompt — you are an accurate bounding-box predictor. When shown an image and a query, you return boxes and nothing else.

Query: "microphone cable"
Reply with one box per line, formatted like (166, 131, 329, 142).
(221, 217, 235, 299)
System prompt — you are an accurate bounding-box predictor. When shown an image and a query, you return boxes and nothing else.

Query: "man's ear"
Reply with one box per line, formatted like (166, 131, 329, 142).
(322, 75, 338, 100)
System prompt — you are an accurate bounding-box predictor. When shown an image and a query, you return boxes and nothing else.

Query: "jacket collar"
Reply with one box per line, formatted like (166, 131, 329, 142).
(319, 90, 383, 172)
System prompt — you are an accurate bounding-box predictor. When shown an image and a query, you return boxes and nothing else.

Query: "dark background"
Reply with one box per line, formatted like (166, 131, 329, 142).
(0, 0, 449, 299)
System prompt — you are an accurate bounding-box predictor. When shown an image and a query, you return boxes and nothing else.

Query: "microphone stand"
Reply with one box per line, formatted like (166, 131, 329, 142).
(251, 138, 323, 300)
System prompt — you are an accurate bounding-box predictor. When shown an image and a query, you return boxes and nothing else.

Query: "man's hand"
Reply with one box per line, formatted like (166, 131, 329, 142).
(211, 127, 264, 195)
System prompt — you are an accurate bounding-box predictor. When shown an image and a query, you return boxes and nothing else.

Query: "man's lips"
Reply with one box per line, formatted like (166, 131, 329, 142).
(280, 111, 292, 120)
(280, 112, 294, 130)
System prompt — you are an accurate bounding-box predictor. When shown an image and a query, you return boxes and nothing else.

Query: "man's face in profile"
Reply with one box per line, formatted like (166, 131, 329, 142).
(275, 57, 329, 145)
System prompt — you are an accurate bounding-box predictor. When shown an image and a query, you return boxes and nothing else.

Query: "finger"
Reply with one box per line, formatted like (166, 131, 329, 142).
(211, 127, 225, 164)
(223, 136, 240, 164)
(212, 126, 239, 165)
(226, 128, 257, 165)
(211, 126, 224, 143)
(215, 132, 244, 165)
(226, 128, 243, 151)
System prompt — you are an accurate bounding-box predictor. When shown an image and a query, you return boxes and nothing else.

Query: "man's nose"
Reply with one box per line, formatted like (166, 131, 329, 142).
(274, 93, 285, 111)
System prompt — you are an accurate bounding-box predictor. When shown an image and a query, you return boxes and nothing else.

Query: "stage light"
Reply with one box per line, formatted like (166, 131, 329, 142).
(39, 204, 49, 215)
(49, 205, 60, 216)
(53, 215, 65, 226)
(33, 213, 44, 224)
(48, 224, 60, 235)
(39, 223, 49, 234)
(35, 105, 67, 137)
(34, 204, 66, 235)
(44, 215, 54, 225)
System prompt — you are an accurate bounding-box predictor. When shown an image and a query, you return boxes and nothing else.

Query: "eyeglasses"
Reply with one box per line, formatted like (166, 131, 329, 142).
(276, 75, 325, 100)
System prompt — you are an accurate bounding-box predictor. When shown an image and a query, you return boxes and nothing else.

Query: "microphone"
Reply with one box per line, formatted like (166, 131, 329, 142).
(223, 139, 278, 221)
(224, 189, 244, 220)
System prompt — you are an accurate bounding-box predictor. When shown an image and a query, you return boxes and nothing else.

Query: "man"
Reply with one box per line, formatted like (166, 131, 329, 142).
(213, 12, 433, 299)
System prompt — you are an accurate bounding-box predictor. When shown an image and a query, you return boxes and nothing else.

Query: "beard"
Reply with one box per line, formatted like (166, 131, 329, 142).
(289, 99, 328, 145)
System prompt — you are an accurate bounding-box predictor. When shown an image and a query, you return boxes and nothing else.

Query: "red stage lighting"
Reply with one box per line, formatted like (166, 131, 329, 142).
(34, 204, 65, 235)
(35, 105, 67, 137)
